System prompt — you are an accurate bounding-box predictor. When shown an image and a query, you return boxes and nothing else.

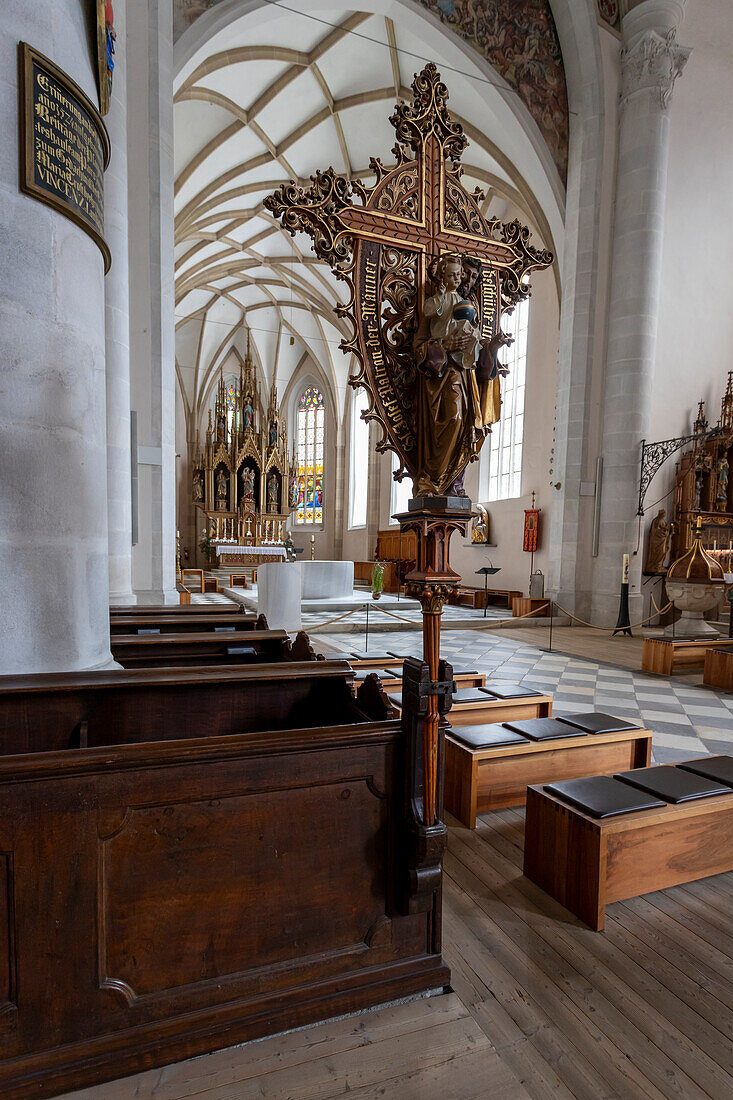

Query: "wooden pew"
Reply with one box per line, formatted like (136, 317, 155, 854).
(524, 760, 733, 930)
(445, 720, 651, 828)
(641, 635, 733, 675)
(446, 586, 522, 610)
(110, 612, 265, 635)
(110, 628, 307, 668)
(0, 662, 450, 1098)
(703, 645, 733, 689)
(512, 597, 550, 618)
(111, 603, 241, 617)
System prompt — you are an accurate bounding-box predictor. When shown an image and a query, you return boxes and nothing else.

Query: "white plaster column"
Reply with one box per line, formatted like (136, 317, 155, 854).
(592, 0, 690, 625)
(0, 0, 114, 672)
(105, 0, 136, 606)
(127, 0, 177, 602)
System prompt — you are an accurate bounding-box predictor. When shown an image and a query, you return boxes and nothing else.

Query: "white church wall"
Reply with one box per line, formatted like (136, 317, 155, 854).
(652, 0, 733, 441)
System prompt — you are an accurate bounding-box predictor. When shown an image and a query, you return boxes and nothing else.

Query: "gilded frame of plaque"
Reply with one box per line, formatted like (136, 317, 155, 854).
(18, 42, 111, 272)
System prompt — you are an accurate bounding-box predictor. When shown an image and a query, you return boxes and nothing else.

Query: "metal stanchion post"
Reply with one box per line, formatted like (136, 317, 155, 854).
(365, 602, 369, 652)
(548, 599, 553, 653)
(397, 528, 402, 601)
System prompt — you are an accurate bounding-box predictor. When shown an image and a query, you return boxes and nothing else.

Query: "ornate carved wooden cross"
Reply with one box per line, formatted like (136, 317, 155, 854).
(266, 64, 552, 833)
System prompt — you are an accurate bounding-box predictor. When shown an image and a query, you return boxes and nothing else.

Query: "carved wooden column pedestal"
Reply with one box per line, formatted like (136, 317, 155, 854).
(396, 499, 471, 933)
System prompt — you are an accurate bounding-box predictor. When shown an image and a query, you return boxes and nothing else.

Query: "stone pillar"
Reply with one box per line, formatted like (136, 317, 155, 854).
(127, 0, 177, 602)
(105, 0, 136, 606)
(0, 1, 115, 672)
(592, 0, 690, 625)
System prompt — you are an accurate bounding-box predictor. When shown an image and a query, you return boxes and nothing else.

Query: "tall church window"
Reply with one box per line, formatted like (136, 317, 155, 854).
(487, 298, 529, 502)
(295, 385, 324, 524)
(390, 451, 412, 522)
(349, 387, 369, 528)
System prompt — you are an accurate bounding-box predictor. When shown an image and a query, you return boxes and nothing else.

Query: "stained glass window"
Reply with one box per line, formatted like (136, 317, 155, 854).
(296, 386, 324, 524)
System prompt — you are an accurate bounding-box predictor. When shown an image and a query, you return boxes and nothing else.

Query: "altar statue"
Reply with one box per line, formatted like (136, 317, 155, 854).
(215, 468, 227, 501)
(644, 508, 673, 574)
(192, 469, 203, 502)
(267, 472, 278, 506)
(243, 397, 254, 430)
(717, 454, 729, 511)
(242, 467, 255, 500)
(269, 418, 278, 448)
(413, 253, 512, 496)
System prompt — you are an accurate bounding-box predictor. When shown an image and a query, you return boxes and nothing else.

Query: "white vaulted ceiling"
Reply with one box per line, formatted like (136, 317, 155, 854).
(173, 2, 563, 434)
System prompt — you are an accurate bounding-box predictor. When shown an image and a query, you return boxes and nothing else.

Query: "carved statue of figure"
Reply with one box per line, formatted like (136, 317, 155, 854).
(215, 468, 227, 501)
(242, 467, 255, 500)
(192, 469, 203, 502)
(471, 503, 489, 544)
(243, 396, 254, 431)
(289, 472, 299, 509)
(216, 412, 226, 443)
(268, 472, 278, 505)
(413, 253, 511, 496)
(716, 454, 729, 511)
(269, 418, 278, 448)
(644, 508, 673, 574)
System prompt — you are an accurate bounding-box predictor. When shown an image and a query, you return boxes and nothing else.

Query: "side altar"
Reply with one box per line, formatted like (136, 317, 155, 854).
(190, 335, 295, 566)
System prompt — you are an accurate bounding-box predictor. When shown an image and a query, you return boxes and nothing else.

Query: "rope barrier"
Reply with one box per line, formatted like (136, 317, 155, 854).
(304, 604, 365, 630)
(552, 599, 672, 632)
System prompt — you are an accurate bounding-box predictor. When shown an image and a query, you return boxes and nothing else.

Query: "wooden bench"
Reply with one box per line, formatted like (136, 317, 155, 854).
(523, 758, 733, 930)
(111, 603, 241, 617)
(180, 568, 204, 592)
(110, 612, 265, 635)
(703, 645, 733, 689)
(447, 586, 522, 610)
(641, 635, 733, 675)
(0, 661, 449, 1098)
(511, 597, 550, 618)
(110, 628, 312, 669)
(229, 573, 248, 587)
(354, 668, 485, 696)
(176, 580, 191, 605)
(445, 716, 651, 828)
(414, 687, 553, 727)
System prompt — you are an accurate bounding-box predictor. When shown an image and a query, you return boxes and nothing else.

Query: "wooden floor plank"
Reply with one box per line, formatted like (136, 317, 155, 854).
(451, 827, 730, 1098)
(467, 819, 733, 1090)
(444, 888, 655, 1100)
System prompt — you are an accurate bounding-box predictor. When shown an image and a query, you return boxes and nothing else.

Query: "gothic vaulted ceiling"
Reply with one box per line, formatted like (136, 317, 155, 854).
(173, 3, 565, 437)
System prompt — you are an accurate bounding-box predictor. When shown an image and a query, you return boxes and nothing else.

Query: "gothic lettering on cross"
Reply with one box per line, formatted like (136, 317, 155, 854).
(266, 65, 553, 832)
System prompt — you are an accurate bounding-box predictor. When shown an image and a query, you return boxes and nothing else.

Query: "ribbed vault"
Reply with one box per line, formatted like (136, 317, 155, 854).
(174, 5, 563, 438)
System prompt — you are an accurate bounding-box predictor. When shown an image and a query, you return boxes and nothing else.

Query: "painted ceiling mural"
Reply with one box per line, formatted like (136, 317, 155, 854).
(173, 0, 569, 182)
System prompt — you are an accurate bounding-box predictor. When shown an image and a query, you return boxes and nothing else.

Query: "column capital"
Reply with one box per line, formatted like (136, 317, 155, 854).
(620, 25, 691, 108)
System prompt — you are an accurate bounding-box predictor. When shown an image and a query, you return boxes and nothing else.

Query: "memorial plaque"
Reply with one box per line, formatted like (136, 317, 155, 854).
(19, 42, 111, 272)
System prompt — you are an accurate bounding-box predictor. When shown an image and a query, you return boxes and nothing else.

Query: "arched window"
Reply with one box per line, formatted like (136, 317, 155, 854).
(295, 385, 325, 524)
(486, 297, 529, 502)
(349, 387, 369, 528)
(390, 451, 412, 522)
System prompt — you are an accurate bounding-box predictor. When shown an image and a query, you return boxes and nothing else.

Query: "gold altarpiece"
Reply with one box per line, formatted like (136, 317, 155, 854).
(190, 339, 295, 566)
(672, 374, 733, 570)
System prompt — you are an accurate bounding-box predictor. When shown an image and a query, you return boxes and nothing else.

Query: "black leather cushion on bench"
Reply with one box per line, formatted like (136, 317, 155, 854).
(557, 712, 639, 735)
(479, 683, 543, 700)
(615, 765, 731, 803)
(545, 776, 666, 819)
(678, 755, 733, 787)
(349, 651, 393, 661)
(449, 724, 530, 750)
(452, 688, 497, 705)
(503, 717, 586, 741)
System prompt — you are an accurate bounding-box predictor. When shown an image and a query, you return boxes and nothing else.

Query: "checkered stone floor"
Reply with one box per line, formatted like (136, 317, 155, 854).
(320, 627, 733, 762)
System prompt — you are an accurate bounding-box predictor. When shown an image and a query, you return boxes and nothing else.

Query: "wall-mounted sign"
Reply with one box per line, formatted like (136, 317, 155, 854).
(18, 42, 111, 272)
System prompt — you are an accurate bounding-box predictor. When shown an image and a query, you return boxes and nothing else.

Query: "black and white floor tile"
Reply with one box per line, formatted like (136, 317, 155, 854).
(320, 627, 733, 762)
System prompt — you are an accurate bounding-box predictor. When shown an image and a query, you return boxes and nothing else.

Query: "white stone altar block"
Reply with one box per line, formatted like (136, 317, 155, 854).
(258, 563, 302, 632)
(301, 560, 354, 600)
